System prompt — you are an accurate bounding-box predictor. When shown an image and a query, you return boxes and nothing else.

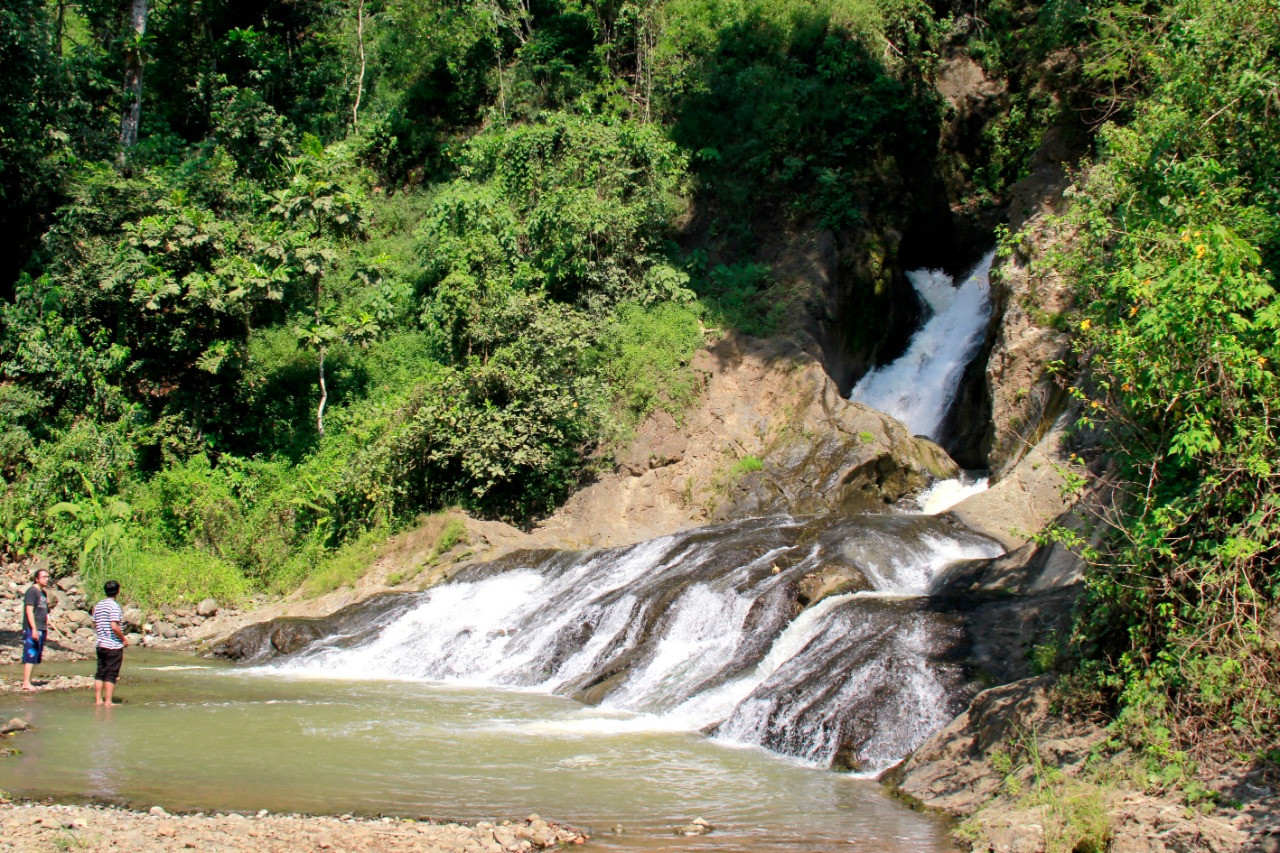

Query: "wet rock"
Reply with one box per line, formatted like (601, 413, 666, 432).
(887, 677, 1099, 817)
(155, 622, 179, 639)
(2, 717, 30, 735)
(197, 598, 219, 617)
(675, 817, 713, 836)
(210, 594, 419, 663)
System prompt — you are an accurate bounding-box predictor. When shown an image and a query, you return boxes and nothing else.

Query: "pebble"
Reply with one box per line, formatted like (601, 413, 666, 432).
(149, 806, 167, 817)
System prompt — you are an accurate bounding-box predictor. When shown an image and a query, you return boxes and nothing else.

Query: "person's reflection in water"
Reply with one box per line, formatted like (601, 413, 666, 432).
(87, 702, 120, 798)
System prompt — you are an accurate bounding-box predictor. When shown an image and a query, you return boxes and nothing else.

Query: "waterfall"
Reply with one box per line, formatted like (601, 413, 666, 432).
(263, 516, 1002, 771)
(849, 251, 995, 440)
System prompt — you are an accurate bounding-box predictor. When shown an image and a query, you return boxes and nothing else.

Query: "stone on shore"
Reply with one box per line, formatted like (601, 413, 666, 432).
(0, 804, 590, 851)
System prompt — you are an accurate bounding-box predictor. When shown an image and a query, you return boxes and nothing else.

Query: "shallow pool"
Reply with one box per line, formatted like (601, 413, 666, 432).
(0, 651, 954, 851)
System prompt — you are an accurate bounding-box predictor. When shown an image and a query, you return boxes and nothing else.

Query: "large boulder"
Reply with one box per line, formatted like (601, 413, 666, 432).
(885, 676, 1098, 817)
(536, 333, 958, 549)
(209, 593, 418, 664)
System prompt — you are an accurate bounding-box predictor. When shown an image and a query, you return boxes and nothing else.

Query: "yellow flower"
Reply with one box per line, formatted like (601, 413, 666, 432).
(1181, 232, 1191, 243)
(1195, 244, 1206, 258)
(1121, 383, 1133, 392)
(1259, 357, 1270, 368)
(1129, 305, 1139, 317)
(1080, 318, 1092, 331)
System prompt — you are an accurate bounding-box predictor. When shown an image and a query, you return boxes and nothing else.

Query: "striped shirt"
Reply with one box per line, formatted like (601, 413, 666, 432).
(92, 599, 124, 649)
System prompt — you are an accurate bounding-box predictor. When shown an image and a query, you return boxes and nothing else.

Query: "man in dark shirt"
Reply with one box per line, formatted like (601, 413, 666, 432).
(21, 568, 51, 691)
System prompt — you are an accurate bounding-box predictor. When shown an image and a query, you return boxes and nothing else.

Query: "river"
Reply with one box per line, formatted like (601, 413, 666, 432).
(1, 651, 953, 851)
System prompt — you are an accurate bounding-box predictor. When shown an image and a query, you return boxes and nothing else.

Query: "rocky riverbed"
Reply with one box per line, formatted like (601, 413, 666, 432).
(0, 802, 589, 852)
(0, 561, 238, 666)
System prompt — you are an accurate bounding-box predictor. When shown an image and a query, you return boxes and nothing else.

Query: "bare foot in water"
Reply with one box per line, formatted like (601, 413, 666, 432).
(21, 684, 38, 692)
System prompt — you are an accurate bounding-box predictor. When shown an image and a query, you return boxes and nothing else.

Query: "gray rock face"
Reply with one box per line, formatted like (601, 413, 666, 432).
(197, 598, 219, 617)
(886, 676, 1086, 817)
(123, 608, 143, 628)
(944, 414, 1080, 551)
(64, 609, 91, 626)
(980, 179, 1077, 478)
(210, 594, 419, 664)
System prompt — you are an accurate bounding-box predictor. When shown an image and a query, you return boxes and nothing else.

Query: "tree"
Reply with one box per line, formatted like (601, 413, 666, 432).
(268, 138, 366, 436)
(120, 0, 149, 152)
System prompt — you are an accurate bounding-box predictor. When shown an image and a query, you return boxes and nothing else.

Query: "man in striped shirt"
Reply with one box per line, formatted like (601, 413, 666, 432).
(92, 581, 129, 706)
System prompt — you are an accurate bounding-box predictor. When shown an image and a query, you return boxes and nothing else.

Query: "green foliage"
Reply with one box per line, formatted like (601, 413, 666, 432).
(358, 292, 606, 522)
(962, 729, 1114, 853)
(592, 301, 705, 435)
(435, 519, 469, 555)
(732, 455, 764, 475)
(693, 261, 782, 337)
(1043, 0, 1280, 757)
(301, 527, 388, 597)
(420, 112, 690, 321)
(47, 476, 133, 580)
(82, 544, 250, 609)
(660, 0, 940, 235)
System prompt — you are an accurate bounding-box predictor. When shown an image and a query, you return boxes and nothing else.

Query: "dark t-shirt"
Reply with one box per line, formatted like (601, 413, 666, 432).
(23, 585, 48, 631)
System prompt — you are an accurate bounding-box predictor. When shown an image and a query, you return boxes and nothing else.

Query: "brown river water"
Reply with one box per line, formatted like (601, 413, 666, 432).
(1, 650, 955, 852)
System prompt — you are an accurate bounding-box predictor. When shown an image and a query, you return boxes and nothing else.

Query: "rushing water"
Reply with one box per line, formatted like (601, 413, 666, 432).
(913, 472, 991, 515)
(0, 652, 955, 851)
(262, 515, 1002, 771)
(849, 251, 995, 440)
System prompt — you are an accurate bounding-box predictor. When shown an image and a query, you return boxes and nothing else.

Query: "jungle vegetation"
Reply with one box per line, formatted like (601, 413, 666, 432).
(2, 0, 1279, 768)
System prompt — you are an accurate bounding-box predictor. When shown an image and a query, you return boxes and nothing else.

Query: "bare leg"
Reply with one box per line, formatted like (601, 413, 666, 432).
(21, 663, 36, 691)
(103, 681, 117, 705)
(94, 679, 105, 705)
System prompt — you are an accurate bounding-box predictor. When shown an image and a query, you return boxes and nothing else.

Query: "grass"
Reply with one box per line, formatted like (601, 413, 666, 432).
(84, 544, 250, 609)
(961, 729, 1115, 853)
(301, 528, 387, 597)
(731, 455, 764, 475)
(386, 516, 469, 588)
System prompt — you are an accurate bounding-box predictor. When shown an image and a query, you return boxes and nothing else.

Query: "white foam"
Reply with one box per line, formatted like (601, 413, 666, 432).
(915, 475, 990, 515)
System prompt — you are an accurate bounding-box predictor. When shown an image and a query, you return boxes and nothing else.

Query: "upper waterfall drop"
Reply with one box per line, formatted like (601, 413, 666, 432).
(849, 250, 996, 440)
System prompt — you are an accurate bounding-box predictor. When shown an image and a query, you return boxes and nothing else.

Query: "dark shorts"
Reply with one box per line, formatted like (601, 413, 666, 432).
(22, 629, 46, 664)
(95, 647, 124, 683)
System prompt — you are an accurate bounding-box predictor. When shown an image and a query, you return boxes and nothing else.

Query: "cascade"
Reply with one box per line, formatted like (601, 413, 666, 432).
(849, 251, 995, 440)
(261, 248, 1005, 773)
(266, 516, 1002, 771)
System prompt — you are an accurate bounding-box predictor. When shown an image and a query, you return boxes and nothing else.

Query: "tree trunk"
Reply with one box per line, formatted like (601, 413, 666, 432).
(316, 348, 328, 436)
(119, 0, 149, 152)
(351, 0, 366, 132)
(54, 0, 66, 57)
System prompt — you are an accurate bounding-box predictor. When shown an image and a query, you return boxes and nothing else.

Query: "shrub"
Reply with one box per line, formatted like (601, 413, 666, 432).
(82, 546, 250, 609)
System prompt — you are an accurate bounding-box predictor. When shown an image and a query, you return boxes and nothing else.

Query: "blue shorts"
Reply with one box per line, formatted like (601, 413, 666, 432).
(22, 628, 46, 664)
